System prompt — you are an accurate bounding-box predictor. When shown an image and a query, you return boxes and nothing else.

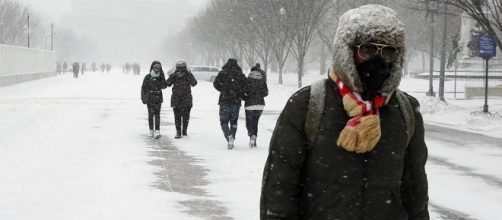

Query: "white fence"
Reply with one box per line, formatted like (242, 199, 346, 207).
(0, 44, 56, 87)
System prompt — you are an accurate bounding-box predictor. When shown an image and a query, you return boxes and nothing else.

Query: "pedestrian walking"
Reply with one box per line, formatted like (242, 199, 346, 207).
(243, 66, 268, 148)
(141, 61, 168, 139)
(213, 58, 246, 150)
(62, 62, 68, 74)
(81, 62, 86, 75)
(260, 5, 429, 220)
(56, 62, 62, 75)
(72, 62, 80, 78)
(166, 60, 197, 139)
(106, 63, 111, 73)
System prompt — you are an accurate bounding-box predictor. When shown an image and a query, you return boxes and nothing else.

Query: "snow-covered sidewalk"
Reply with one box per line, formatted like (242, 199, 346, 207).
(1, 70, 502, 220)
(0, 72, 194, 219)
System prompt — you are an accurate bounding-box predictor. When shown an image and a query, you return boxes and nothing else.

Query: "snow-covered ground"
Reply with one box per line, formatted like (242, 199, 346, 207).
(0, 69, 501, 219)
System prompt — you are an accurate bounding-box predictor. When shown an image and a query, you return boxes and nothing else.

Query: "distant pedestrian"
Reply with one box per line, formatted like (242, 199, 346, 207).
(213, 58, 246, 149)
(106, 63, 111, 73)
(72, 62, 80, 78)
(125, 62, 131, 74)
(56, 62, 62, 75)
(62, 62, 68, 74)
(243, 66, 268, 147)
(141, 61, 168, 139)
(166, 60, 197, 139)
(100, 63, 106, 73)
(81, 62, 86, 75)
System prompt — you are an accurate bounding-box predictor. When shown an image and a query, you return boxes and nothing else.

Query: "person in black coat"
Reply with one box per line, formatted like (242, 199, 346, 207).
(261, 5, 429, 219)
(72, 62, 80, 78)
(213, 58, 246, 149)
(166, 60, 197, 138)
(243, 67, 268, 147)
(141, 61, 168, 139)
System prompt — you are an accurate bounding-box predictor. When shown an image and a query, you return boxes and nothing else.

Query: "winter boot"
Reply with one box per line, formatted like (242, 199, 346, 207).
(182, 129, 187, 136)
(250, 135, 257, 148)
(227, 135, 235, 150)
(149, 130, 154, 137)
(175, 131, 182, 139)
(154, 130, 161, 139)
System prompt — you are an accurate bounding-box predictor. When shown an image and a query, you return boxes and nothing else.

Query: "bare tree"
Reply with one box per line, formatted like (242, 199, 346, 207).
(0, 0, 47, 48)
(432, 0, 502, 51)
(289, 0, 331, 88)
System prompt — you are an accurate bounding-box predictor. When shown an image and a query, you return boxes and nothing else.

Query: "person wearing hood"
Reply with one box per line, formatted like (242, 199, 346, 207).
(166, 60, 197, 139)
(253, 63, 267, 82)
(213, 58, 247, 150)
(243, 66, 268, 148)
(260, 5, 429, 220)
(141, 61, 168, 139)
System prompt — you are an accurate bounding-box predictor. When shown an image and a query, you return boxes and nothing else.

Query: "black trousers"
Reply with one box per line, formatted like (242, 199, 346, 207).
(173, 106, 192, 134)
(147, 103, 162, 130)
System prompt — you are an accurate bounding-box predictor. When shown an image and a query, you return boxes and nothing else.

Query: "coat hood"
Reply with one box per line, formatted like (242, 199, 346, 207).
(332, 4, 406, 94)
(149, 61, 163, 72)
(222, 58, 242, 73)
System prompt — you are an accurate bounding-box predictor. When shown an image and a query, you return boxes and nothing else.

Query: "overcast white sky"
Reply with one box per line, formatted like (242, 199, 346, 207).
(17, 0, 210, 64)
(19, 0, 208, 23)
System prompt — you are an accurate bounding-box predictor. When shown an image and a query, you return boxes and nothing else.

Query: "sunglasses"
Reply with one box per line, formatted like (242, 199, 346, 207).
(355, 42, 400, 62)
(153, 67, 161, 71)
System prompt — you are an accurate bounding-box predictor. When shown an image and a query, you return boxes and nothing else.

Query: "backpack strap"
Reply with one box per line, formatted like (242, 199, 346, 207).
(395, 89, 416, 147)
(305, 79, 327, 146)
(306, 81, 415, 148)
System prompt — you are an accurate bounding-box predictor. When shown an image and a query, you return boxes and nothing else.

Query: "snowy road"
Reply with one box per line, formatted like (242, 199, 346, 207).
(1, 71, 501, 220)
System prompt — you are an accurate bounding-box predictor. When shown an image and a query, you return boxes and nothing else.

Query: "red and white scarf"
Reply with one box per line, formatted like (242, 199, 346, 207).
(330, 69, 388, 153)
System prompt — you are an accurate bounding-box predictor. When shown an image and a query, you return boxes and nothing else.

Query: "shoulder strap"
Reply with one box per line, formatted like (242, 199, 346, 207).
(306, 82, 415, 148)
(305, 79, 327, 146)
(395, 89, 416, 147)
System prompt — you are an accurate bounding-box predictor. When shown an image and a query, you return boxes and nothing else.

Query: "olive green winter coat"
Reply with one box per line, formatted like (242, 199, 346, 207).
(260, 79, 429, 220)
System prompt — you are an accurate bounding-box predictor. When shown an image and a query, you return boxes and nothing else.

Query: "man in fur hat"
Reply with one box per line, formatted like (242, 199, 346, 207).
(260, 5, 429, 220)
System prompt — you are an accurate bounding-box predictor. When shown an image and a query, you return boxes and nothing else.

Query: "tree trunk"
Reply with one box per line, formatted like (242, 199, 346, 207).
(422, 51, 426, 73)
(298, 56, 304, 88)
(278, 63, 284, 85)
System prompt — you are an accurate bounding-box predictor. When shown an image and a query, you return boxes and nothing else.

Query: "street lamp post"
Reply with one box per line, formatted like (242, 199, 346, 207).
(278, 7, 286, 85)
(438, 3, 448, 101)
(426, 12, 436, 96)
(25, 12, 31, 48)
(51, 24, 54, 51)
(0, 22, 4, 44)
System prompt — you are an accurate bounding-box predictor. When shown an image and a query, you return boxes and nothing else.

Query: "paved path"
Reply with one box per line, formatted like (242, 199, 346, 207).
(424, 124, 502, 220)
(143, 111, 232, 220)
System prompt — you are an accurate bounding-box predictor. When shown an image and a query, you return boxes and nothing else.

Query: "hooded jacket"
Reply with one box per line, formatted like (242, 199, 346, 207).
(260, 5, 429, 220)
(213, 59, 247, 105)
(244, 70, 268, 107)
(141, 61, 168, 104)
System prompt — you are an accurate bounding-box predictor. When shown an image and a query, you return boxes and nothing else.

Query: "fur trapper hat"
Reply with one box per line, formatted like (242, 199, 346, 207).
(332, 4, 406, 95)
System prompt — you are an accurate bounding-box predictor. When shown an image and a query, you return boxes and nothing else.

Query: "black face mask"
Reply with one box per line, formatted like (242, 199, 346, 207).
(356, 57, 392, 97)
